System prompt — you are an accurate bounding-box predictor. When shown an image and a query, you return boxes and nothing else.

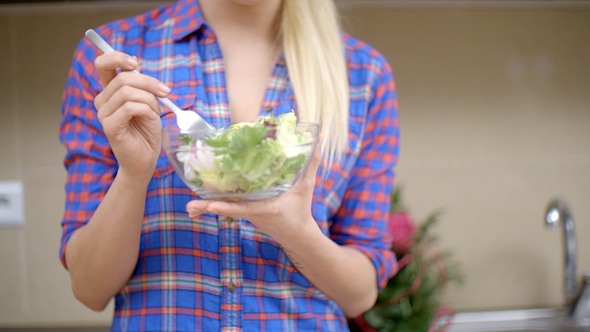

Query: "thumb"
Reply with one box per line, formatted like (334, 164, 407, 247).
(300, 134, 323, 188)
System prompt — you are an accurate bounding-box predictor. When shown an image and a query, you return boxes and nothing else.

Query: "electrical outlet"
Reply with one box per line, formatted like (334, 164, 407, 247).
(0, 180, 25, 227)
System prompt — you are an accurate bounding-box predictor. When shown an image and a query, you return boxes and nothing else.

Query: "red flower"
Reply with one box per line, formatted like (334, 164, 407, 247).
(389, 212, 417, 256)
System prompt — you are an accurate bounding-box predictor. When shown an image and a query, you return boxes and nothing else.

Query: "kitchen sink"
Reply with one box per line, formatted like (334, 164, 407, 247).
(446, 308, 590, 332)
(444, 200, 590, 332)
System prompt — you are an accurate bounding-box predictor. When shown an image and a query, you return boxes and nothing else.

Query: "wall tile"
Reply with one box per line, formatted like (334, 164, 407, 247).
(396, 163, 590, 310)
(0, 15, 15, 172)
(343, 9, 590, 158)
(0, 231, 26, 324)
(21, 176, 113, 326)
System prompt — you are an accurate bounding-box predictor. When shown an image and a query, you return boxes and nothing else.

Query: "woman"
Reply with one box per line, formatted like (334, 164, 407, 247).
(59, 0, 399, 330)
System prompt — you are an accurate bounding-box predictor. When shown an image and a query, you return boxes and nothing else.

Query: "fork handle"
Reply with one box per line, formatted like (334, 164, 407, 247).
(85, 29, 181, 113)
(85, 29, 117, 55)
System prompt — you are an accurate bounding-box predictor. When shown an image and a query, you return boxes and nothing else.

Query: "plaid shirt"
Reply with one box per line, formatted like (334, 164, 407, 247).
(59, 0, 399, 331)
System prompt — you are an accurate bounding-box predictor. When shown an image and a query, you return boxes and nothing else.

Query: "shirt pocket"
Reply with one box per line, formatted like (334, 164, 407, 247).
(153, 147, 174, 178)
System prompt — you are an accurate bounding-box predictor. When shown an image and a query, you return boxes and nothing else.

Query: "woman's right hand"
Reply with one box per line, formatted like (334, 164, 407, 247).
(94, 51, 171, 180)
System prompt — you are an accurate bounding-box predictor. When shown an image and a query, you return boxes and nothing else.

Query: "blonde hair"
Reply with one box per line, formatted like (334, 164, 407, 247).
(281, 0, 349, 165)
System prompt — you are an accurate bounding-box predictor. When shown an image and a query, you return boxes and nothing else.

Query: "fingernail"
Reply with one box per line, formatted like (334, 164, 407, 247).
(127, 56, 138, 67)
(159, 82, 171, 94)
(187, 209, 200, 217)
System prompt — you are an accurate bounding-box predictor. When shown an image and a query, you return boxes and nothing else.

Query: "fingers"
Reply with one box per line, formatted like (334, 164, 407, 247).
(94, 51, 171, 117)
(95, 71, 170, 111)
(96, 83, 163, 122)
(186, 200, 251, 220)
(101, 101, 160, 137)
(94, 52, 138, 88)
(94, 52, 138, 89)
(186, 200, 211, 218)
(207, 201, 252, 220)
(93, 55, 171, 128)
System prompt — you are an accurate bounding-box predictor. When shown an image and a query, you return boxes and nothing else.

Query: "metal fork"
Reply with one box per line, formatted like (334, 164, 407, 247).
(85, 29, 215, 138)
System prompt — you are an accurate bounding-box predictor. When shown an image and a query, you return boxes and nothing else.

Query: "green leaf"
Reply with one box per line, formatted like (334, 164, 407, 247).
(390, 185, 404, 212)
(205, 132, 230, 148)
(364, 308, 386, 329)
(227, 124, 268, 150)
(179, 134, 196, 146)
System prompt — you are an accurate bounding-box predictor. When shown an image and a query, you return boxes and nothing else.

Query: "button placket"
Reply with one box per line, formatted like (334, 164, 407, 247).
(219, 215, 243, 329)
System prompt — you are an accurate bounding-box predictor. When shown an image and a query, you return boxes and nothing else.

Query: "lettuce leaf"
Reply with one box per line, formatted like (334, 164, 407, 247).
(178, 111, 313, 193)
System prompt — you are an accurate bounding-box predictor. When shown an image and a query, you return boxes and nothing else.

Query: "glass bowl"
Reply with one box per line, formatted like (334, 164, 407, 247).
(162, 121, 320, 202)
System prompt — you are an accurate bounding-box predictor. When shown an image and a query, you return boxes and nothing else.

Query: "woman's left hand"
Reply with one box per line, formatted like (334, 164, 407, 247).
(186, 138, 323, 244)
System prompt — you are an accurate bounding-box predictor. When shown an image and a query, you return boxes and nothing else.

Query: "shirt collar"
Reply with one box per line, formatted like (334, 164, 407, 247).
(171, 0, 206, 41)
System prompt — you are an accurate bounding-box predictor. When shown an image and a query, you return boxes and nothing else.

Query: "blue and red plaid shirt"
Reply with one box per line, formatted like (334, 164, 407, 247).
(59, 0, 399, 331)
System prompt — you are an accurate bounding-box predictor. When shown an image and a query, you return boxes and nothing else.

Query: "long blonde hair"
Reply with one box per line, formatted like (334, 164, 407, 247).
(281, 0, 349, 165)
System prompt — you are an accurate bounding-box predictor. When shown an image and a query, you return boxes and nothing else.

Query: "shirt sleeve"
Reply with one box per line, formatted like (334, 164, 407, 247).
(329, 60, 399, 291)
(58, 36, 117, 269)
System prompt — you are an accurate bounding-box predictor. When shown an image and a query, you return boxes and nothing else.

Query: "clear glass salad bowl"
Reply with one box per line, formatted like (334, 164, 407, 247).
(162, 114, 320, 202)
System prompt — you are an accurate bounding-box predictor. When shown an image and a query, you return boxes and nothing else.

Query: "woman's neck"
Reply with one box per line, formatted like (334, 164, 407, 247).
(198, 0, 282, 43)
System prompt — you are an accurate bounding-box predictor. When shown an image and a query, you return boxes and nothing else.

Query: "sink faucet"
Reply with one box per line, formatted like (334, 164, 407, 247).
(545, 199, 590, 326)
(545, 199, 578, 300)
(573, 272, 590, 326)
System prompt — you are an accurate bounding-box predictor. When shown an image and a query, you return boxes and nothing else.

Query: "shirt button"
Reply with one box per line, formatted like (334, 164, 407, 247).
(226, 217, 234, 223)
(228, 282, 237, 292)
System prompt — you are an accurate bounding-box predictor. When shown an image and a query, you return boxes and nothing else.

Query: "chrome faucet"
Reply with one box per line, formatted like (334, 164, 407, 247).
(545, 199, 590, 326)
(545, 199, 578, 300)
(573, 272, 590, 326)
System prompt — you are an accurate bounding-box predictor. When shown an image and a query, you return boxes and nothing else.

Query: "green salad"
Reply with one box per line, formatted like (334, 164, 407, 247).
(176, 111, 314, 194)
